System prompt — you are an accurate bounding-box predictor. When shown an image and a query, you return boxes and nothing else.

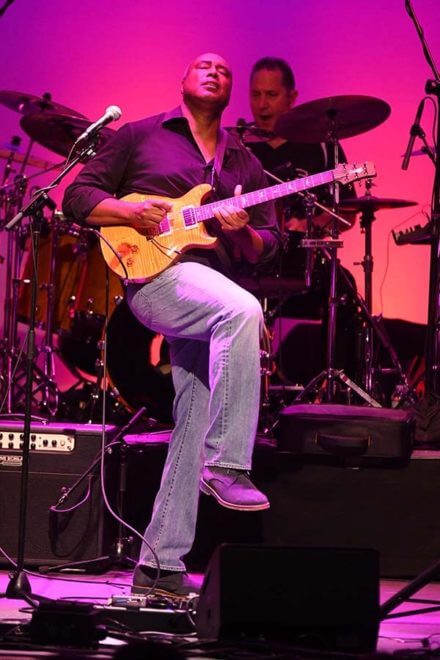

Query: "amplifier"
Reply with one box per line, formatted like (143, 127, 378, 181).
(0, 422, 117, 567)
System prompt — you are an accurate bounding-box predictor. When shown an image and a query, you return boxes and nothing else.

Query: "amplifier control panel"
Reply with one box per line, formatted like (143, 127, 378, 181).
(0, 431, 75, 452)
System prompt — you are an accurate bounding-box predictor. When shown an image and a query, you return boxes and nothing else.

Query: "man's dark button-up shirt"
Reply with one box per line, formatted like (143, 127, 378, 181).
(63, 106, 280, 279)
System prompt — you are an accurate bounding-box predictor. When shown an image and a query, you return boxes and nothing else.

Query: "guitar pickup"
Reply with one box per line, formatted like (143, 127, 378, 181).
(182, 206, 197, 229)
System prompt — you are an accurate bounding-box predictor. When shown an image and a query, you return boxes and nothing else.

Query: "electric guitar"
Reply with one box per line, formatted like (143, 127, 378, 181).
(99, 161, 376, 282)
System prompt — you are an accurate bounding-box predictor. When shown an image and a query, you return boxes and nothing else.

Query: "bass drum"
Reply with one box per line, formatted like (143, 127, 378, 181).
(106, 299, 175, 425)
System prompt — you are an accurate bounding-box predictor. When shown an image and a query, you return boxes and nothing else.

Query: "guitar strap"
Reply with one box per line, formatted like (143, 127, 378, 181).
(210, 128, 229, 192)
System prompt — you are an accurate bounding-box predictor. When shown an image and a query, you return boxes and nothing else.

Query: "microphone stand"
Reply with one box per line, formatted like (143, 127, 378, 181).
(1, 138, 99, 605)
(380, 0, 440, 621)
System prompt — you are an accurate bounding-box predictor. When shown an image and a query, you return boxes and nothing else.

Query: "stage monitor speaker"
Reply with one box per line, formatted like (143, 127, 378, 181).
(0, 422, 117, 567)
(195, 544, 380, 653)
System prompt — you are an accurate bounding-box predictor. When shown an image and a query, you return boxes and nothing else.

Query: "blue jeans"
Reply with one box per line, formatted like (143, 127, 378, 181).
(126, 261, 263, 571)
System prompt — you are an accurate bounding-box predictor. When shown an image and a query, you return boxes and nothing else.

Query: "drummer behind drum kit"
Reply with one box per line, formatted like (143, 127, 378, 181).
(0, 90, 420, 424)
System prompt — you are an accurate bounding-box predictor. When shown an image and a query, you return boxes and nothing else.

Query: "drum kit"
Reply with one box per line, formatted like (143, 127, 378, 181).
(0, 91, 125, 420)
(0, 89, 421, 424)
(231, 94, 419, 411)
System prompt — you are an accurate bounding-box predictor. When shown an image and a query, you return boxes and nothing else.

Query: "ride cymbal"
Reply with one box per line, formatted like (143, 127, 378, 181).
(338, 196, 417, 213)
(0, 90, 86, 118)
(275, 95, 391, 143)
(20, 112, 115, 157)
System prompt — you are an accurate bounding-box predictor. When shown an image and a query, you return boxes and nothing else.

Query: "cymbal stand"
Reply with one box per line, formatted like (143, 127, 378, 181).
(2, 140, 97, 604)
(296, 125, 381, 406)
(35, 208, 59, 417)
(351, 181, 409, 402)
(0, 171, 29, 414)
(0, 187, 59, 417)
(357, 180, 375, 394)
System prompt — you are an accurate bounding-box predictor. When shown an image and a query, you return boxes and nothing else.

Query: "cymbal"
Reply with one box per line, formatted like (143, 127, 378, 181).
(20, 112, 115, 157)
(0, 147, 55, 170)
(275, 95, 391, 143)
(0, 90, 86, 118)
(225, 122, 275, 143)
(338, 195, 418, 213)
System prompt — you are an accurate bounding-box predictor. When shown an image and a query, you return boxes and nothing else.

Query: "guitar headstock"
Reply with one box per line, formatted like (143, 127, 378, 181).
(334, 161, 377, 185)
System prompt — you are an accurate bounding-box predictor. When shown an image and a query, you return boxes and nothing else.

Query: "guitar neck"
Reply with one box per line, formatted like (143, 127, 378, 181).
(194, 168, 337, 222)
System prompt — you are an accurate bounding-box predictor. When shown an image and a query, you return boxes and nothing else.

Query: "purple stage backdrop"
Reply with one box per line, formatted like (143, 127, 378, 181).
(0, 0, 439, 325)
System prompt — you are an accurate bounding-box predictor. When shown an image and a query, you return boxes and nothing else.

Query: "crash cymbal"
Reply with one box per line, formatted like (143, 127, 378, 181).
(338, 195, 417, 213)
(0, 147, 55, 170)
(225, 122, 275, 143)
(0, 90, 86, 118)
(275, 95, 391, 143)
(20, 112, 115, 157)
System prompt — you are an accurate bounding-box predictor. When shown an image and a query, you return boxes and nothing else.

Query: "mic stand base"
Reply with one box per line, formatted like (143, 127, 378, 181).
(4, 570, 35, 605)
(380, 557, 440, 620)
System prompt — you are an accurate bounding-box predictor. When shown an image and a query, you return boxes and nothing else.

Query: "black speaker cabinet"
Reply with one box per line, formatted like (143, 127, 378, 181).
(195, 544, 380, 653)
(0, 422, 117, 566)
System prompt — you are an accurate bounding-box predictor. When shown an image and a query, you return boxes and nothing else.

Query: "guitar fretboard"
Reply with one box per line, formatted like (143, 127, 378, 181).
(193, 169, 335, 222)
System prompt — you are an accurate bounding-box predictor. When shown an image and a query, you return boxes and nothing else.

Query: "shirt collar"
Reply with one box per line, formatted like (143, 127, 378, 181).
(162, 106, 241, 151)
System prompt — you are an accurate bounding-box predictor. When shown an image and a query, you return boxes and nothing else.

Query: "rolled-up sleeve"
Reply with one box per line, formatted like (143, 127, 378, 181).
(62, 123, 134, 223)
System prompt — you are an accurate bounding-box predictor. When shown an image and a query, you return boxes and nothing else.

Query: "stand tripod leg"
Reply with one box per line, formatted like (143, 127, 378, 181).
(43, 406, 148, 574)
(329, 250, 409, 403)
(295, 240, 382, 406)
(380, 558, 440, 619)
(1, 212, 51, 605)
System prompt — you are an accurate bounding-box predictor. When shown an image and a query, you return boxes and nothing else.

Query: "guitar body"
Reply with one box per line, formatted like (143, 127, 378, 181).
(99, 184, 218, 282)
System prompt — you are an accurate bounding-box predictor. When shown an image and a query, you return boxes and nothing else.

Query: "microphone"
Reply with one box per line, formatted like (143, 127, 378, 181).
(402, 99, 425, 170)
(74, 105, 122, 144)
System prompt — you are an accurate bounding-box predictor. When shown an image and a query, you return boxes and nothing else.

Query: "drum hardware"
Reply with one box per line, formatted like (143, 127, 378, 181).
(0, 90, 83, 182)
(0, 95, 84, 415)
(338, 195, 418, 213)
(0, 145, 57, 172)
(242, 164, 363, 425)
(392, 221, 431, 246)
(0, 172, 31, 414)
(338, 182, 416, 401)
(225, 119, 275, 144)
(1, 128, 108, 603)
(323, 249, 409, 406)
(236, 102, 393, 407)
(276, 110, 383, 404)
(0, 201, 60, 418)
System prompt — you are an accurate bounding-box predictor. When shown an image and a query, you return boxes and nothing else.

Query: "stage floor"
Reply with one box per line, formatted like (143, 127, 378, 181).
(1, 569, 440, 658)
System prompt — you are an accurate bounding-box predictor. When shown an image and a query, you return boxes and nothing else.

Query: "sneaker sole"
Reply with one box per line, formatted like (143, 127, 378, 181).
(200, 480, 270, 511)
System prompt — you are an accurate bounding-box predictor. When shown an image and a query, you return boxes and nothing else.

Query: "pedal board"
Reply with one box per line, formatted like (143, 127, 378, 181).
(95, 594, 198, 634)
